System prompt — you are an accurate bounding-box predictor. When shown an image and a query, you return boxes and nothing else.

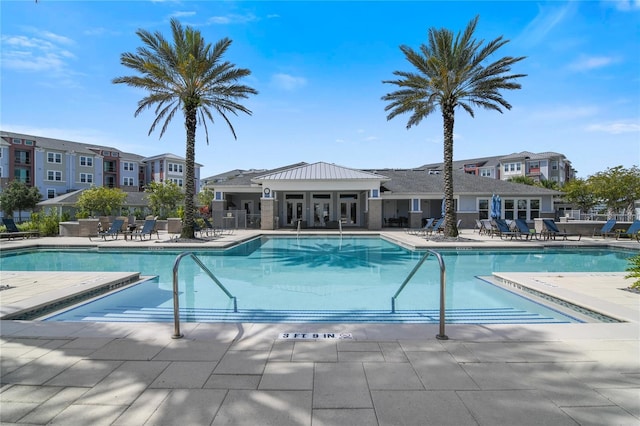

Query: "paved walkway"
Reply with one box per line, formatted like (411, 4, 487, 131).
(1, 230, 639, 425)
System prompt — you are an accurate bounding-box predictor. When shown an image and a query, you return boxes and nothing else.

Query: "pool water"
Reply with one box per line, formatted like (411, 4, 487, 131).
(1, 237, 634, 324)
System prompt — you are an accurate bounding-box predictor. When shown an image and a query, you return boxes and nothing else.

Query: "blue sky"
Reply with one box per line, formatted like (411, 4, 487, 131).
(1, 1, 638, 180)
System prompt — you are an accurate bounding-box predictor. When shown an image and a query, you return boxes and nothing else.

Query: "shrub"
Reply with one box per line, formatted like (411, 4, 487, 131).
(625, 254, 640, 290)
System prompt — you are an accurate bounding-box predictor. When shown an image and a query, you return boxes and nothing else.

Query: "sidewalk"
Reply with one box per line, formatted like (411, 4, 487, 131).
(1, 230, 639, 425)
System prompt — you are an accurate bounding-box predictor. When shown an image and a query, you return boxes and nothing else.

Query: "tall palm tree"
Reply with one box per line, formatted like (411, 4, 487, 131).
(382, 16, 525, 237)
(113, 18, 258, 239)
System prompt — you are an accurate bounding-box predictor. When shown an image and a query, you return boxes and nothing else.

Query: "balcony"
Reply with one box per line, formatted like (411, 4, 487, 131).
(14, 159, 31, 165)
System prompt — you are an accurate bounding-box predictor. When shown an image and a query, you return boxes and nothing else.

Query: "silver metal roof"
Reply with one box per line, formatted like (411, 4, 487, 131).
(254, 162, 389, 181)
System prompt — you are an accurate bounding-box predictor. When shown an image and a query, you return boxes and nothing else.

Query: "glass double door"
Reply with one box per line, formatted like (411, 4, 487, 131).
(286, 195, 304, 226)
(340, 194, 358, 226)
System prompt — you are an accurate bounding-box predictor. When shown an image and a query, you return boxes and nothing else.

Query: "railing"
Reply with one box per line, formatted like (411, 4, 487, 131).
(172, 252, 237, 339)
(391, 249, 448, 340)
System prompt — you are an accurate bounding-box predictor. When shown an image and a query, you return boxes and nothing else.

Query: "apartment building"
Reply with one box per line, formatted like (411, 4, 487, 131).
(422, 151, 576, 185)
(0, 131, 200, 200)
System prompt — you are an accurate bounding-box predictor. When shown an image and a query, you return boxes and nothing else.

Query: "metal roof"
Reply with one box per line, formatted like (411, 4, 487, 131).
(254, 162, 388, 181)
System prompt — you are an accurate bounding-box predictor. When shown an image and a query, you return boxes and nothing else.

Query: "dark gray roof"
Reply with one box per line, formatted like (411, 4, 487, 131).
(1, 130, 145, 161)
(38, 189, 150, 207)
(365, 169, 561, 195)
(204, 163, 307, 187)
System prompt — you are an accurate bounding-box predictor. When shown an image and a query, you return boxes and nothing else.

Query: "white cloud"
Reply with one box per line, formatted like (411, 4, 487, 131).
(1, 36, 75, 73)
(517, 2, 577, 47)
(568, 55, 617, 71)
(171, 11, 197, 18)
(270, 73, 307, 91)
(208, 13, 258, 25)
(586, 121, 640, 134)
(609, 0, 640, 11)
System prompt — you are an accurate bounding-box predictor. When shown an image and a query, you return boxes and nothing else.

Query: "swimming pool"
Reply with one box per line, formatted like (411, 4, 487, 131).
(1, 236, 635, 324)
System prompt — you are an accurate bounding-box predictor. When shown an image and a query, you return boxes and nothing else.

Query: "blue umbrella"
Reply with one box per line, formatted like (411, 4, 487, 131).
(490, 194, 501, 219)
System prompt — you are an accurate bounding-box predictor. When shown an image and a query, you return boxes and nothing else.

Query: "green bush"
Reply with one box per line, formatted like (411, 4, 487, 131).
(625, 254, 640, 290)
(29, 209, 61, 236)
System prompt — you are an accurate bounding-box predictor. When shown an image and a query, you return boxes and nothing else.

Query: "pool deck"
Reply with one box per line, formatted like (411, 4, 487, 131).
(1, 230, 639, 425)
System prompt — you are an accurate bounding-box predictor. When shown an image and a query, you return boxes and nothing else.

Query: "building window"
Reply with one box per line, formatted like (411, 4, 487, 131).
(15, 150, 30, 165)
(503, 162, 521, 174)
(25, 140, 34, 146)
(80, 173, 93, 183)
(12, 138, 21, 144)
(47, 189, 56, 199)
(80, 156, 93, 167)
(123, 177, 134, 186)
(169, 178, 183, 187)
(168, 163, 183, 173)
(215, 191, 223, 201)
(47, 152, 62, 163)
(123, 162, 134, 171)
(480, 169, 492, 177)
(370, 189, 379, 198)
(47, 170, 62, 181)
(478, 199, 489, 220)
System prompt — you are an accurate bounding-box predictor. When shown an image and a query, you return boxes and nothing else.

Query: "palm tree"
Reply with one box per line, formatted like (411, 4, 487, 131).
(382, 16, 525, 237)
(113, 18, 258, 239)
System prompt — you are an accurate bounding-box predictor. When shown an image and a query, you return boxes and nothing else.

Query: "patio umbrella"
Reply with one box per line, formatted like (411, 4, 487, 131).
(490, 194, 501, 219)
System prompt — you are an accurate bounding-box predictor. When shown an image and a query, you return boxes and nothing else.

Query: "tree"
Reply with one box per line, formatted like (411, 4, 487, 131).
(588, 166, 640, 218)
(76, 186, 127, 217)
(0, 180, 42, 221)
(507, 176, 536, 186)
(197, 187, 215, 216)
(382, 16, 525, 237)
(113, 18, 258, 239)
(144, 181, 183, 219)
(562, 178, 598, 214)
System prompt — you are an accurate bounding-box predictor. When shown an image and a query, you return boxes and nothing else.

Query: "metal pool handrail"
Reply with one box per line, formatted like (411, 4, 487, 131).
(172, 252, 237, 339)
(391, 249, 448, 340)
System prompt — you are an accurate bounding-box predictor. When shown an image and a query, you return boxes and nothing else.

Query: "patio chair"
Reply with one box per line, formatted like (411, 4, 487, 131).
(493, 218, 521, 240)
(616, 220, 640, 241)
(593, 219, 617, 238)
(541, 219, 582, 241)
(1, 218, 39, 240)
(406, 218, 434, 236)
(480, 219, 494, 236)
(133, 219, 159, 240)
(201, 218, 223, 238)
(89, 218, 125, 241)
(424, 217, 444, 236)
(514, 219, 538, 240)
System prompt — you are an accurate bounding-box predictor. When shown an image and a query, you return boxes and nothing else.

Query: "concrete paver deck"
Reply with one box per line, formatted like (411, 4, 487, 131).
(1, 230, 639, 425)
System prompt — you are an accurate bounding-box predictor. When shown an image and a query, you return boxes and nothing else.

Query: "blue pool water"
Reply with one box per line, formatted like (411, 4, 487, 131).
(1, 237, 635, 324)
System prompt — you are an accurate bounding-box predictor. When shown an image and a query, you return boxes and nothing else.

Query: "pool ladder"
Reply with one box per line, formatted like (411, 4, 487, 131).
(391, 250, 448, 340)
(172, 252, 237, 339)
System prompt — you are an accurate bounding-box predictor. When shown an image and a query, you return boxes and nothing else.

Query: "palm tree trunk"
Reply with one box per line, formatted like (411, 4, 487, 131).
(442, 105, 458, 237)
(181, 107, 197, 239)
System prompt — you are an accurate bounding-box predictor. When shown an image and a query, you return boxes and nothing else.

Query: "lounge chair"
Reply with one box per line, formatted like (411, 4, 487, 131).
(200, 218, 223, 238)
(406, 218, 434, 236)
(133, 219, 159, 240)
(541, 219, 582, 241)
(592, 219, 617, 238)
(514, 219, 538, 240)
(1, 218, 40, 240)
(616, 220, 640, 241)
(493, 218, 521, 240)
(89, 218, 125, 241)
(424, 217, 444, 236)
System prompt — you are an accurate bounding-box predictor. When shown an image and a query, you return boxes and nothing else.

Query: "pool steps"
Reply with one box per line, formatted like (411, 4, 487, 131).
(63, 306, 569, 324)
